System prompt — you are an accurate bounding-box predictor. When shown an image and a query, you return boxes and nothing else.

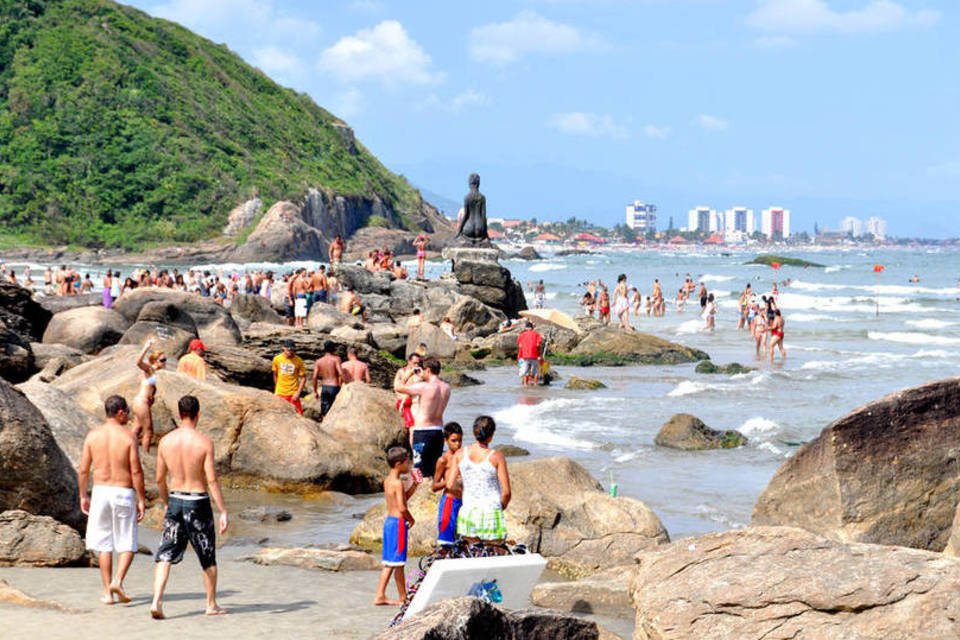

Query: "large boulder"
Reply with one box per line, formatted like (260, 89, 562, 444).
(15, 380, 98, 466)
(0, 379, 83, 530)
(0, 282, 51, 383)
(232, 200, 325, 262)
(50, 346, 143, 418)
(41, 306, 129, 354)
(306, 303, 364, 333)
(119, 320, 195, 360)
(406, 322, 458, 359)
(229, 293, 283, 330)
(0, 320, 33, 383)
(203, 345, 273, 390)
(631, 526, 960, 640)
(136, 301, 198, 335)
(350, 457, 668, 578)
(0, 510, 86, 567)
(654, 414, 747, 450)
(369, 323, 408, 359)
(113, 288, 241, 346)
(36, 292, 102, 316)
(320, 383, 407, 491)
(446, 296, 506, 339)
(242, 324, 399, 389)
(242, 546, 379, 572)
(371, 597, 603, 640)
(335, 264, 394, 296)
(29, 343, 89, 372)
(569, 328, 709, 365)
(753, 377, 960, 551)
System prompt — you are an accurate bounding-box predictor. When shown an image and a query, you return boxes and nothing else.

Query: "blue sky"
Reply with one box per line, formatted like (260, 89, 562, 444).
(126, 0, 959, 237)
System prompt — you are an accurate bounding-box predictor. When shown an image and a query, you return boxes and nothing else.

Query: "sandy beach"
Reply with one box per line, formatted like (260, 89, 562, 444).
(0, 530, 634, 640)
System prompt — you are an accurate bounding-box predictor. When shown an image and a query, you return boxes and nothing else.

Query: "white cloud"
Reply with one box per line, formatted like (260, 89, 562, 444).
(253, 46, 304, 76)
(549, 112, 627, 139)
(451, 89, 488, 109)
(419, 89, 490, 112)
(747, 0, 940, 35)
(153, 0, 321, 43)
(347, 0, 384, 14)
(643, 124, 671, 139)
(317, 21, 441, 86)
(695, 114, 729, 131)
(469, 11, 606, 65)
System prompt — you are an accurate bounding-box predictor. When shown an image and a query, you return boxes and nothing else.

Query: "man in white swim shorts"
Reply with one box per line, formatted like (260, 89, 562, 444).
(78, 395, 147, 605)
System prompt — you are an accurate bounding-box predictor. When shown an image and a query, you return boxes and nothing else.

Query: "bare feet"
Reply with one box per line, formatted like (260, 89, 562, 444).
(150, 606, 165, 620)
(205, 605, 228, 616)
(372, 597, 401, 606)
(109, 584, 131, 604)
(99, 594, 115, 605)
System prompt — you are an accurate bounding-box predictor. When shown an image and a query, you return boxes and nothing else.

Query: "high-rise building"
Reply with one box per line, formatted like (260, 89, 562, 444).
(864, 216, 887, 240)
(760, 207, 791, 239)
(625, 201, 657, 231)
(724, 206, 755, 234)
(840, 217, 863, 238)
(687, 206, 721, 233)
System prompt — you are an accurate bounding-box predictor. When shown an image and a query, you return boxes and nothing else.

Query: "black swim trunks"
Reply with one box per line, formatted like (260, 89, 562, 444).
(155, 494, 217, 569)
(320, 384, 340, 417)
(411, 427, 445, 478)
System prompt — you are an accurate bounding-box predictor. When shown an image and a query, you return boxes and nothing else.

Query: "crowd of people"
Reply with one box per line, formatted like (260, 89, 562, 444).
(576, 273, 787, 362)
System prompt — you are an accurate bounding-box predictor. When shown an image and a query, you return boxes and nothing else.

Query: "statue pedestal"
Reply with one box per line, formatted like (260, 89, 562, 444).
(441, 247, 500, 267)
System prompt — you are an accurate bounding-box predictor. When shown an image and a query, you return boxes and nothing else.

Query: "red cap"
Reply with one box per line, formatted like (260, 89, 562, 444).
(189, 338, 206, 352)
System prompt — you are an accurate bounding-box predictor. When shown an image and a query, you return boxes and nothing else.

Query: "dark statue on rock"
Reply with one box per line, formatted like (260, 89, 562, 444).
(455, 173, 491, 247)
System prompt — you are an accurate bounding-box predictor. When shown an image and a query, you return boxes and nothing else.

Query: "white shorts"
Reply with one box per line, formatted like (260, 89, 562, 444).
(294, 296, 308, 318)
(85, 485, 138, 553)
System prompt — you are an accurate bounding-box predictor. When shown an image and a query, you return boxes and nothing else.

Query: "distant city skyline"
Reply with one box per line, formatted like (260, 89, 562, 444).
(127, 0, 959, 237)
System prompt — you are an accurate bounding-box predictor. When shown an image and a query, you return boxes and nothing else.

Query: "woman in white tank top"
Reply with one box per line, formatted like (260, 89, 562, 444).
(447, 416, 512, 542)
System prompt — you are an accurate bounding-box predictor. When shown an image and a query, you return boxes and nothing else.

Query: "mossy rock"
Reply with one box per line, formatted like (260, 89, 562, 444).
(655, 413, 748, 451)
(565, 376, 607, 390)
(495, 444, 530, 457)
(695, 360, 755, 375)
(747, 255, 824, 268)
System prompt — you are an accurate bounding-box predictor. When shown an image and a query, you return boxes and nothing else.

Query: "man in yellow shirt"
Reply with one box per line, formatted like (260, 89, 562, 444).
(177, 339, 208, 380)
(272, 340, 306, 414)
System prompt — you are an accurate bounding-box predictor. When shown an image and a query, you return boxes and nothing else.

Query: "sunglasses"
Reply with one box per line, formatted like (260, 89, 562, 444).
(158, 358, 167, 364)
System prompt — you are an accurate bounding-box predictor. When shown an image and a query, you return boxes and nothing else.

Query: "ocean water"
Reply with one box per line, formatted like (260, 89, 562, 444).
(8, 247, 959, 543)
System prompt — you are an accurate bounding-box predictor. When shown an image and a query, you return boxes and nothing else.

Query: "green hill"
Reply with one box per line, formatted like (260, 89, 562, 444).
(0, 0, 435, 249)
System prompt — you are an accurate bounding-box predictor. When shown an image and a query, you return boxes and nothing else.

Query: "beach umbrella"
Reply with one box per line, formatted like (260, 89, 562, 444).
(873, 264, 885, 317)
(519, 308, 583, 335)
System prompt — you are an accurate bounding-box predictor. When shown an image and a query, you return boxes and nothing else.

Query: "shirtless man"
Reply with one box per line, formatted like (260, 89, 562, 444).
(290, 270, 310, 328)
(341, 347, 371, 384)
(310, 266, 329, 304)
(78, 395, 146, 605)
(328, 235, 345, 269)
(151, 395, 229, 619)
(312, 342, 343, 418)
(393, 358, 450, 484)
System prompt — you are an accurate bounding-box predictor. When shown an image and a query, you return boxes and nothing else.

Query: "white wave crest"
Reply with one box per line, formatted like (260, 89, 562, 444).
(868, 331, 960, 346)
(700, 274, 735, 283)
(906, 318, 955, 330)
(492, 399, 597, 450)
(739, 417, 780, 436)
(529, 262, 567, 272)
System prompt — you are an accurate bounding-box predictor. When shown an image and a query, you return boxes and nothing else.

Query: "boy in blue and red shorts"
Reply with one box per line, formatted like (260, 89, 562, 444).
(432, 422, 464, 552)
(374, 447, 416, 606)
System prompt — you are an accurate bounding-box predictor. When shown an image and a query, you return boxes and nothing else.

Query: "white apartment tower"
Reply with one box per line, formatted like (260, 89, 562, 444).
(865, 216, 887, 240)
(760, 207, 791, 239)
(724, 206, 755, 235)
(687, 206, 722, 233)
(840, 217, 863, 238)
(625, 201, 657, 232)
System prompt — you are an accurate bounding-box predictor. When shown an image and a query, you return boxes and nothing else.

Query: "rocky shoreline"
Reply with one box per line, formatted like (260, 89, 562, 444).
(3, 250, 960, 638)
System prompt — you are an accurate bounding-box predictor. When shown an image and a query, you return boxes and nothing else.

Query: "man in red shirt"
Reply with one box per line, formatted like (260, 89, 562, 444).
(516, 322, 542, 387)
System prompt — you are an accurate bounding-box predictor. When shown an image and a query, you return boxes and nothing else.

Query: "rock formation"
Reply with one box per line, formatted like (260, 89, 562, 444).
(0, 378, 83, 531)
(0, 510, 86, 567)
(631, 526, 960, 639)
(654, 414, 747, 450)
(753, 377, 960, 551)
(41, 306, 128, 354)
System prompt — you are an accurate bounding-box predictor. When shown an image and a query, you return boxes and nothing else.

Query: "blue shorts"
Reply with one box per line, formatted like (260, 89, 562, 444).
(437, 493, 462, 546)
(382, 515, 407, 567)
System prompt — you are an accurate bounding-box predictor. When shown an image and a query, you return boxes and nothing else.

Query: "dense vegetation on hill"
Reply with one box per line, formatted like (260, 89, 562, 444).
(0, 0, 427, 248)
